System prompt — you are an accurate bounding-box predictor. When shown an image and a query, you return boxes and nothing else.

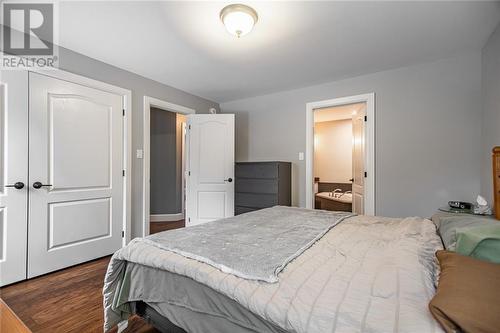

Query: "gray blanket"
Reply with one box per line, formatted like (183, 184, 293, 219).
(144, 206, 354, 282)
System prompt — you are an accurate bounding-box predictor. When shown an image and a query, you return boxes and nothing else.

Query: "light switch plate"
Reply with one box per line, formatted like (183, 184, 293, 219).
(298, 152, 304, 161)
(136, 149, 143, 159)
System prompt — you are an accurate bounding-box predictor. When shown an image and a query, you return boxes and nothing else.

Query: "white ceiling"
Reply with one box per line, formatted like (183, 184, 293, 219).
(314, 103, 366, 123)
(59, 1, 500, 103)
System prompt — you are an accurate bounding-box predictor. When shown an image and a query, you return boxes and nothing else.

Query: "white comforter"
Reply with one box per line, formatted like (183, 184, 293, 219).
(104, 215, 444, 333)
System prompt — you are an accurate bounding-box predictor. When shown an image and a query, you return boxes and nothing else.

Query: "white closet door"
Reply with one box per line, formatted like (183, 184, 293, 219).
(0, 71, 29, 286)
(28, 72, 124, 278)
(352, 107, 366, 215)
(186, 114, 234, 226)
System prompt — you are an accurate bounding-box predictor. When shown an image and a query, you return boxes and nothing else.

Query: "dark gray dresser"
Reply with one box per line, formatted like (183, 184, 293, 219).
(235, 162, 292, 215)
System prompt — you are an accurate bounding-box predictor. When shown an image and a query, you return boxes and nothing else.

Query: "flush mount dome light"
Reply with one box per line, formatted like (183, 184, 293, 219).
(220, 4, 258, 38)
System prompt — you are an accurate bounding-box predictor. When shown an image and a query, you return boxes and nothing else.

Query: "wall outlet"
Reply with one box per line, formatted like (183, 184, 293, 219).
(136, 149, 143, 159)
(298, 152, 304, 161)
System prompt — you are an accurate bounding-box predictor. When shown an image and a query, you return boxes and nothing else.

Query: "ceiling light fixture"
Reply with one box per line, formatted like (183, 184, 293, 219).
(220, 4, 258, 38)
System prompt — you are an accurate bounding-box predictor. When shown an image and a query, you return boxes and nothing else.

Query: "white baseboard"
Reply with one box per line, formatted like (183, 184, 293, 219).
(150, 213, 184, 222)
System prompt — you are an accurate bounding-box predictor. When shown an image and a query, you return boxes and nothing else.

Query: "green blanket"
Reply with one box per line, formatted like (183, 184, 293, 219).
(456, 225, 500, 264)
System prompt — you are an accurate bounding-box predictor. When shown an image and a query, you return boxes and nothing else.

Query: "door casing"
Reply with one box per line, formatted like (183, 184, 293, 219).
(305, 93, 375, 215)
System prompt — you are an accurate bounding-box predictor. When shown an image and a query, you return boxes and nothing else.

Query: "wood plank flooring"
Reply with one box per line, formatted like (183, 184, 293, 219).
(0, 221, 184, 333)
(150, 219, 185, 234)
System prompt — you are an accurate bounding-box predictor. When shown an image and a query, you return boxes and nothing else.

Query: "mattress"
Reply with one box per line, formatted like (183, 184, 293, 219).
(124, 263, 286, 333)
(104, 214, 444, 333)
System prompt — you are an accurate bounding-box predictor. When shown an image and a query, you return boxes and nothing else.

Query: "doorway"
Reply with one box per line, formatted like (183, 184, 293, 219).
(313, 103, 365, 213)
(143, 97, 194, 236)
(143, 100, 236, 234)
(306, 93, 375, 215)
(149, 108, 186, 229)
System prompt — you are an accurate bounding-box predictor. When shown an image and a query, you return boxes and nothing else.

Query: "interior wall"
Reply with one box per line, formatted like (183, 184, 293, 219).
(314, 119, 353, 183)
(57, 47, 219, 237)
(221, 53, 482, 218)
(481, 23, 500, 207)
(150, 108, 178, 215)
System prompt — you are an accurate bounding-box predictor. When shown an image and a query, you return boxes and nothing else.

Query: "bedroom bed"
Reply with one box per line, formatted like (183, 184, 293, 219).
(103, 207, 444, 333)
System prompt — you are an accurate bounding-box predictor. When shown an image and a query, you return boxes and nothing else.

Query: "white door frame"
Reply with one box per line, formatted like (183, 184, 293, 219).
(143, 96, 195, 236)
(32, 69, 132, 245)
(305, 93, 375, 215)
(181, 122, 187, 215)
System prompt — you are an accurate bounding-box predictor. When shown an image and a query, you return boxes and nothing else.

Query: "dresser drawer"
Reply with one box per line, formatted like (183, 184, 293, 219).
(235, 206, 260, 215)
(236, 178, 278, 194)
(235, 163, 278, 179)
(235, 193, 278, 208)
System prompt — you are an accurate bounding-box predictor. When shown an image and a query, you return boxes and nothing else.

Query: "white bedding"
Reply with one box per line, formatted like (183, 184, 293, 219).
(104, 214, 444, 333)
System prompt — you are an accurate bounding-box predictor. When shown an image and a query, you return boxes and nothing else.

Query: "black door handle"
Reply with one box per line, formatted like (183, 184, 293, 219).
(33, 181, 52, 189)
(349, 178, 354, 182)
(225, 178, 233, 183)
(5, 182, 25, 190)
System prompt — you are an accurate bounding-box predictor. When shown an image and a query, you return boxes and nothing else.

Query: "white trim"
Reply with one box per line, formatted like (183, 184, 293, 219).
(150, 213, 184, 222)
(143, 96, 195, 237)
(31, 69, 131, 96)
(145, 96, 196, 115)
(305, 93, 375, 215)
(30, 68, 133, 245)
(181, 122, 187, 214)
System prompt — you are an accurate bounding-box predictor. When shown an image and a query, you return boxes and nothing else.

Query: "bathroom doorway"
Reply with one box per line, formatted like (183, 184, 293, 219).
(305, 94, 375, 215)
(313, 102, 364, 213)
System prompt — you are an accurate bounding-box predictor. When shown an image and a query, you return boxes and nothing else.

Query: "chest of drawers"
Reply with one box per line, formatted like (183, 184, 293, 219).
(235, 162, 291, 215)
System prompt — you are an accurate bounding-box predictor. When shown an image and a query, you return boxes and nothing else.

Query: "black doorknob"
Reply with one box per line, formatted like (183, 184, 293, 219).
(33, 181, 52, 189)
(225, 178, 233, 183)
(349, 178, 354, 182)
(5, 182, 25, 190)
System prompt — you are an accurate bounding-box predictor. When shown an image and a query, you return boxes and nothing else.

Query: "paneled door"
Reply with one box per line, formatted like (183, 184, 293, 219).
(186, 114, 234, 226)
(0, 71, 29, 286)
(28, 72, 124, 278)
(352, 106, 366, 215)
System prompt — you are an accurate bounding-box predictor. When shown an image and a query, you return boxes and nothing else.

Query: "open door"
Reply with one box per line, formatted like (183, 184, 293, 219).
(352, 107, 366, 215)
(186, 114, 234, 226)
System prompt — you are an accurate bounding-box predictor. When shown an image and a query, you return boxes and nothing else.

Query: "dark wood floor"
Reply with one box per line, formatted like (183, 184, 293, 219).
(150, 219, 185, 234)
(0, 220, 184, 333)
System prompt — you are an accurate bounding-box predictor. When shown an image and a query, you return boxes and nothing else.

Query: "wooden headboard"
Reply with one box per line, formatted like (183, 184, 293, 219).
(494, 147, 500, 219)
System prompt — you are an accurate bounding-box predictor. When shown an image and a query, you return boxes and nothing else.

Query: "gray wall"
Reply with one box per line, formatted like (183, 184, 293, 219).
(58, 47, 219, 238)
(481, 23, 500, 207)
(221, 53, 482, 218)
(150, 108, 178, 215)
